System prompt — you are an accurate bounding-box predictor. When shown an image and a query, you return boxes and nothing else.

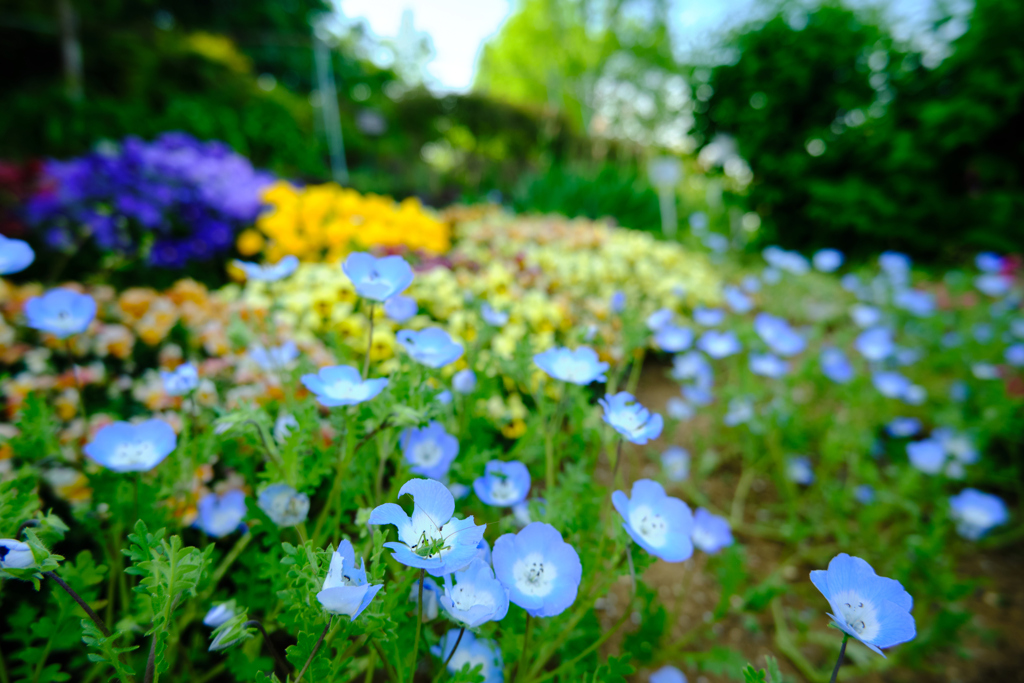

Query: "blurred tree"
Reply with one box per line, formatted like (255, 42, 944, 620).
(696, 0, 1024, 261)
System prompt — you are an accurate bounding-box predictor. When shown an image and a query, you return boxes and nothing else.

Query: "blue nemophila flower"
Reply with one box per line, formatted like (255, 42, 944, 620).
(342, 252, 414, 301)
(0, 539, 34, 569)
(431, 630, 503, 683)
(654, 325, 694, 352)
(696, 330, 741, 359)
(1012, 318, 1024, 339)
(850, 303, 882, 328)
(682, 384, 713, 406)
(533, 345, 609, 385)
(879, 251, 912, 284)
(856, 327, 895, 361)
(452, 368, 476, 394)
(436, 390, 453, 405)
(949, 489, 1009, 540)
(274, 412, 299, 443)
(763, 246, 810, 275)
(903, 384, 926, 405)
(610, 291, 626, 313)
(646, 308, 674, 332)
(410, 576, 442, 621)
(754, 313, 805, 356)
(1006, 344, 1024, 367)
(692, 306, 724, 326)
(762, 266, 782, 284)
(855, 485, 876, 504)
(661, 447, 690, 482)
(161, 362, 199, 396)
(84, 419, 176, 472)
(873, 371, 911, 400)
(971, 362, 999, 380)
(440, 558, 510, 627)
(893, 289, 935, 317)
(24, 288, 97, 338)
(932, 428, 979, 468)
(750, 352, 788, 378)
(723, 397, 754, 427)
(650, 665, 687, 683)
(612, 479, 694, 562)
(317, 539, 383, 619)
(600, 392, 663, 445)
(203, 601, 236, 628)
(906, 438, 946, 474)
(401, 421, 459, 480)
(369, 478, 485, 577)
(975, 273, 1010, 297)
(813, 248, 844, 273)
(481, 302, 509, 326)
(233, 255, 299, 281)
(397, 327, 464, 368)
(841, 273, 864, 296)
(383, 294, 417, 322)
(301, 365, 388, 407)
(249, 341, 299, 371)
(257, 483, 310, 527)
(972, 323, 994, 343)
(0, 235, 35, 274)
(671, 351, 713, 385)
(722, 285, 753, 314)
(976, 252, 1003, 272)
(810, 553, 916, 656)
(473, 460, 531, 507)
(886, 417, 921, 438)
(196, 490, 246, 538)
(741, 275, 761, 293)
(492, 522, 582, 617)
(666, 397, 694, 421)
(691, 508, 733, 554)
(786, 456, 814, 485)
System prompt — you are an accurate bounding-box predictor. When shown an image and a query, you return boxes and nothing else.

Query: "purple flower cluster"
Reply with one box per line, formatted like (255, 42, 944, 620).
(26, 132, 273, 268)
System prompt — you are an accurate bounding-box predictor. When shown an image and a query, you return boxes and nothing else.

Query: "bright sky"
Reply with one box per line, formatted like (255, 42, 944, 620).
(338, 0, 969, 92)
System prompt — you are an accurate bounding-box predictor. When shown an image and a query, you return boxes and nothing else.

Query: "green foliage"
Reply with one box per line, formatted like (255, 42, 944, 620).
(742, 654, 783, 682)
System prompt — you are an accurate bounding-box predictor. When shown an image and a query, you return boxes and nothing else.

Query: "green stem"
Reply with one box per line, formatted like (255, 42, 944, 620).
(312, 414, 351, 543)
(294, 617, 333, 683)
(363, 302, 376, 379)
(410, 569, 424, 683)
(242, 620, 289, 678)
(829, 635, 850, 683)
(533, 609, 631, 683)
(511, 613, 532, 683)
(44, 571, 110, 637)
(433, 625, 466, 681)
(544, 388, 568, 491)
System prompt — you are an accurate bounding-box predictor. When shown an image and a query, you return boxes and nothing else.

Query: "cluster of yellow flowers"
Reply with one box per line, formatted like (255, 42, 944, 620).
(236, 181, 450, 263)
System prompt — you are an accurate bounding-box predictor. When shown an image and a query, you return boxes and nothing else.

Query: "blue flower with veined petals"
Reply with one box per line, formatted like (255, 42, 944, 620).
(690, 508, 733, 554)
(195, 490, 246, 538)
(646, 308, 674, 332)
(820, 348, 854, 384)
(906, 438, 945, 474)
(654, 325, 694, 352)
(813, 249, 844, 273)
(492, 522, 582, 618)
(84, 419, 176, 472)
(473, 460, 531, 507)
(431, 630, 503, 683)
(722, 285, 753, 314)
(397, 327, 464, 368)
(850, 304, 882, 328)
(257, 483, 310, 527)
(317, 539, 383, 620)
(249, 341, 299, 371)
(383, 295, 417, 322)
(749, 352, 788, 378)
(650, 665, 687, 683)
(612, 479, 694, 562)
(0, 235, 34, 275)
(600, 392, 663, 444)
(342, 252, 414, 301)
(233, 255, 298, 281)
(481, 302, 509, 326)
(949, 489, 1009, 540)
(301, 365, 388, 407)
(439, 558, 510, 627)
(754, 313, 805, 357)
(24, 288, 97, 339)
(401, 421, 459, 480)
(161, 363, 199, 396)
(533, 346, 609, 385)
(671, 351, 713, 385)
(879, 251, 912, 283)
(810, 553, 916, 656)
(369, 479, 485, 577)
(856, 327, 895, 361)
(696, 330, 741, 359)
(0, 539, 34, 569)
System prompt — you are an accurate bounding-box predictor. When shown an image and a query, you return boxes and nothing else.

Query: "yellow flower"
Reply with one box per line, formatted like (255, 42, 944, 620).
(237, 229, 266, 256)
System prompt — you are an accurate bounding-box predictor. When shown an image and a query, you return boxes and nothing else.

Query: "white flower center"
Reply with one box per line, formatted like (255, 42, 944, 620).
(832, 590, 880, 641)
(561, 359, 591, 382)
(411, 439, 443, 467)
(691, 526, 715, 550)
(512, 552, 557, 597)
(323, 380, 365, 401)
(488, 477, 520, 504)
(450, 582, 496, 612)
(110, 441, 158, 468)
(629, 505, 668, 547)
